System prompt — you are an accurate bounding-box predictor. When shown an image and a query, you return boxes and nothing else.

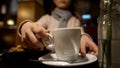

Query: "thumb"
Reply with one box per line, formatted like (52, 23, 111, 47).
(80, 40, 86, 57)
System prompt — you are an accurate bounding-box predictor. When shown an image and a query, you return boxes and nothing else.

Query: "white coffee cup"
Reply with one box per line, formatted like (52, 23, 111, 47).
(43, 28, 81, 61)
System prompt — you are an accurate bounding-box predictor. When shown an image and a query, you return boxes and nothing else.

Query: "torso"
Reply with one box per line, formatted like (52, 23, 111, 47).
(37, 14, 81, 30)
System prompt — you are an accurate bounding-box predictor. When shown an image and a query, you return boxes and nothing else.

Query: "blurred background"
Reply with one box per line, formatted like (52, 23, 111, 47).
(1, 0, 120, 68)
(0, 0, 100, 52)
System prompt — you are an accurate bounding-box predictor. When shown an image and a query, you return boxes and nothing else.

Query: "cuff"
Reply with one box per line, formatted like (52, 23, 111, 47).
(17, 20, 33, 37)
(81, 33, 93, 40)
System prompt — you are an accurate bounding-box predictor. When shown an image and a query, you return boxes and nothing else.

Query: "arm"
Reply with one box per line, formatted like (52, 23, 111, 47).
(75, 18, 98, 56)
(17, 15, 50, 51)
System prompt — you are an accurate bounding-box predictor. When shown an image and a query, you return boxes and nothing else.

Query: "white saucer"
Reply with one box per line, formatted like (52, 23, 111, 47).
(38, 53, 97, 67)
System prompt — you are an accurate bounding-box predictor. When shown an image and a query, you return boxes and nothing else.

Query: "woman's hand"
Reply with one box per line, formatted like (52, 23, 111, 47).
(80, 34, 98, 57)
(21, 22, 50, 51)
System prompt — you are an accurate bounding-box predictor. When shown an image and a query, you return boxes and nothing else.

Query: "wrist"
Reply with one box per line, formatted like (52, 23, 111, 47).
(17, 20, 33, 37)
(81, 33, 93, 40)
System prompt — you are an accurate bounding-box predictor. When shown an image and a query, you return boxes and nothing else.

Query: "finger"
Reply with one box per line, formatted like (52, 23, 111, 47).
(89, 51, 94, 55)
(80, 38, 86, 57)
(32, 41, 45, 51)
(32, 24, 50, 40)
(38, 26, 50, 40)
(31, 23, 42, 33)
(23, 37, 33, 49)
(25, 29, 38, 45)
(92, 47, 98, 56)
(24, 36, 45, 51)
(21, 30, 26, 42)
(85, 34, 98, 55)
(89, 50, 98, 57)
(87, 40, 98, 56)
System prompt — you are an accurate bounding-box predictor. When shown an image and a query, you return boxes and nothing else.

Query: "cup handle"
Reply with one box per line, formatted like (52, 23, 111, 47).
(42, 33, 55, 51)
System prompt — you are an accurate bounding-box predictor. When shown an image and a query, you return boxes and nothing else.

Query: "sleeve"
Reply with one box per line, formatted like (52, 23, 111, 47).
(75, 18, 93, 40)
(75, 18, 85, 34)
(35, 14, 50, 29)
(17, 20, 33, 37)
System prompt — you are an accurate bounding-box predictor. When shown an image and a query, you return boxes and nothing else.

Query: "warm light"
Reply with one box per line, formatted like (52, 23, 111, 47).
(0, 21, 4, 27)
(19, 9, 32, 19)
(7, 19, 15, 25)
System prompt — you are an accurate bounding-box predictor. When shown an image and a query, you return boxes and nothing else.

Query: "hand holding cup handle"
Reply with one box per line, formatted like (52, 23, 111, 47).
(42, 33, 55, 52)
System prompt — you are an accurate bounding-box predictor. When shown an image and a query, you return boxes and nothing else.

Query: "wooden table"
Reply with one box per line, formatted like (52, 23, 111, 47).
(0, 57, 98, 68)
(0, 50, 98, 68)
